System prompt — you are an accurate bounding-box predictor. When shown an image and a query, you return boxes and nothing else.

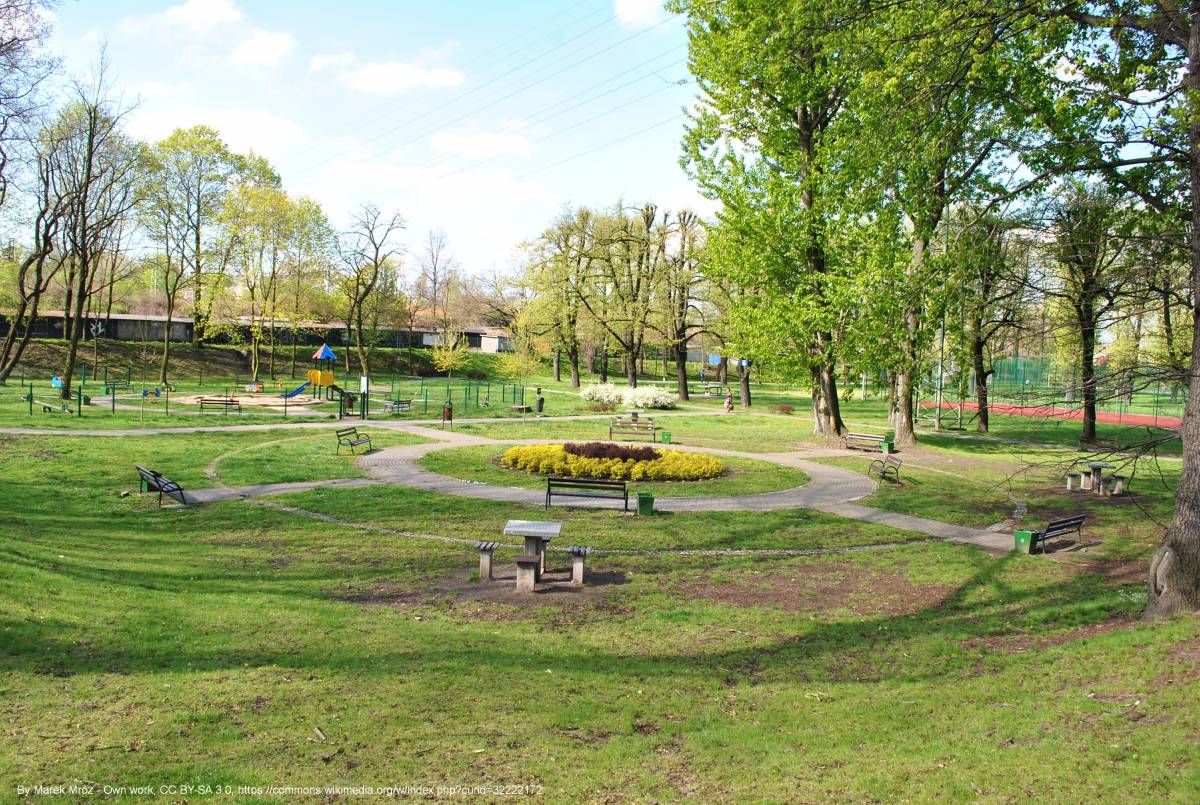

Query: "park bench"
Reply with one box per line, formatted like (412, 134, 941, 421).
(134, 464, 187, 507)
(1025, 514, 1087, 554)
(511, 404, 532, 413)
(545, 477, 629, 512)
(198, 397, 241, 414)
(567, 545, 593, 586)
(385, 399, 412, 413)
(335, 426, 373, 455)
(1078, 436, 1121, 452)
(843, 431, 893, 453)
(868, 455, 902, 483)
(609, 416, 657, 441)
(702, 384, 729, 397)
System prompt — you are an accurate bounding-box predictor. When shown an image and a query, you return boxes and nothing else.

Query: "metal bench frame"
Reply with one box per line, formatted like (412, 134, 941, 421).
(335, 427, 373, 455)
(609, 417, 657, 441)
(134, 464, 187, 507)
(545, 477, 629, 512)
(868, 455, 902, 483)
(1030, 514, 1087, 553)
(199, 397, 241, 414)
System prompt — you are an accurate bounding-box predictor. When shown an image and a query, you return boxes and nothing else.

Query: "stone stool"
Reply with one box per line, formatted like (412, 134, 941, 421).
(1066, 472, 1082, 491)
(514, 555, 540, 593)
(475, 540, 498, 581)
(567, 546, 592, 587)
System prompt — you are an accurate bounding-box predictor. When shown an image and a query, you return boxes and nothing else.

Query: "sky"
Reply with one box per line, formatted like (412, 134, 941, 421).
(46, 0, 714, 276)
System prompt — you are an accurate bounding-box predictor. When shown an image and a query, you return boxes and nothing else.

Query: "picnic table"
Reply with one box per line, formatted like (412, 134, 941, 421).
(1085, 461, 1115, 494)
(504, 519, 561, 581)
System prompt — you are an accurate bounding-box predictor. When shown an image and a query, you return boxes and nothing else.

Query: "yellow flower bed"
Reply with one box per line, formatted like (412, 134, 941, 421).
(499, 444, 725, 481)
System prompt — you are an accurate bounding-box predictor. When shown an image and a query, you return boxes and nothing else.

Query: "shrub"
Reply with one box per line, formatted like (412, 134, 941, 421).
(624, 385, 677, 409)
(580, 383, 624, 405)
(466, 369, 488, 381)
(580, 383, 677, 410)
(500, 443, 724, 481)
(564, 441, 659, 461)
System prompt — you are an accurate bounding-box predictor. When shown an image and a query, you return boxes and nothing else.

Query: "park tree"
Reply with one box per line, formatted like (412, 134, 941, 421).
(149, 126, 241, 347)
(0, 120, 70, 383)
(656, 209, 706, 400)
(281, 196, 334, 377)
(52, 75, 140, 402)
(943, 207, 1029, 432)
(523, 208, 594, 388)
(337, 203, 404, 376)
(674, 0, 856, 434)
(0, 0, 57, 214)
(1039, 184, 1135, 444)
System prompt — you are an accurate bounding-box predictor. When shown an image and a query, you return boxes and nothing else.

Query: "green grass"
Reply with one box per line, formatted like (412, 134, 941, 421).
(1, 412, 1195, 801)
(416, 443, 809, 498)
(214, 430, 432, 487)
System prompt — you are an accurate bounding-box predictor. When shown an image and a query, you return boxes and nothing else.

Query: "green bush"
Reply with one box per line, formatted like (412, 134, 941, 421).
(500, 443, 725, 481)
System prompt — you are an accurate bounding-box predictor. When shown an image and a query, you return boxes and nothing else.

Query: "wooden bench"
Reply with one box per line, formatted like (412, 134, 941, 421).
(545, 477, 629, 512)
(567, 545, 593, 586)
(198, 397, 241, 414)
(868, 455, 902, 483)
(385, 399, 412, 413)
(134, 464, 187, 507)
(335, 426, 373, 455)
(702, 384, 729, 397)
(1026, 514, 1087, 554)
(843, 432, 892, 453)
(609, 416, 656, 441)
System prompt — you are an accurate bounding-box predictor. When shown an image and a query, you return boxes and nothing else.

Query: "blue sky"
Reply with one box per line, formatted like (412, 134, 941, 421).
(47, 0, 711, 275)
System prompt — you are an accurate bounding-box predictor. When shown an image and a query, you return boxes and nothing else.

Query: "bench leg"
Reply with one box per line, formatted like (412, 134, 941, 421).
(571, 554, 586, 586)
(479, 550, 494, 581)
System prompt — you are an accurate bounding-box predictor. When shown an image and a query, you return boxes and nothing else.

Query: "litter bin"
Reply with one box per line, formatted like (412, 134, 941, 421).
(636, 491, 654, 516)
(1013, 529, 1035, 554)
(661, 432, 672, 444)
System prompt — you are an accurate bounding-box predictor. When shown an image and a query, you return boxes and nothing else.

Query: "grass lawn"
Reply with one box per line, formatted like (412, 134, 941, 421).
(1, 412, 1196, 801)
(416, 444, 809, 498)
(213, 430, 432, 487)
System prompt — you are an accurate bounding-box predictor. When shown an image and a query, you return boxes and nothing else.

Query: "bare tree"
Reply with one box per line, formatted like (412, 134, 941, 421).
(417, 228, 458, 335)
(0, 0, 57, 213)
(338, 203, 404, 376)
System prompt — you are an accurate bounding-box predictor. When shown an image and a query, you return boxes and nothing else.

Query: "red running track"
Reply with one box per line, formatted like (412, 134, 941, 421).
(918, 400, 1182, 429)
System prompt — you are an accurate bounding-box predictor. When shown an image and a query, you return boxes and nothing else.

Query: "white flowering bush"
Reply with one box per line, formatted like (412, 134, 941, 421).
(579, 383, 677, 410)
(623, 385, 678, 410)
(580, 383, 624, 405)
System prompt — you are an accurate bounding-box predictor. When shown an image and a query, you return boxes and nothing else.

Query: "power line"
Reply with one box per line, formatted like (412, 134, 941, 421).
(511, 114, 686, 182)
(355, 15, 678, 167)
(407, 51, 686, 176)
(301, 8, 621, 172)
(405, 79, 688, 190)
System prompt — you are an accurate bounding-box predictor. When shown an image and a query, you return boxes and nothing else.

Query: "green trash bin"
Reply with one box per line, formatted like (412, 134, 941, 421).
(661, 432, 672, 444)
(636, 491, 654, 516)
(1013, 529, 1035, 554)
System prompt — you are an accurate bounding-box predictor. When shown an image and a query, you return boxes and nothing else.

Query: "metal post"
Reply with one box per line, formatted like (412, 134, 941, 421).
(28, 384, 33, 416)
(165, 388, 169, 416)
(77, 386, 82, 417)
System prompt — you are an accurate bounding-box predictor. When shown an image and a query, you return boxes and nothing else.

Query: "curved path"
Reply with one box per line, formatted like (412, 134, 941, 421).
(358, 431, 876, 512)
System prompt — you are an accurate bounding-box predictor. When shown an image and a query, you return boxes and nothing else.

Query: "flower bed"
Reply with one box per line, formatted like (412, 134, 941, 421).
(500, 442, 725, 481)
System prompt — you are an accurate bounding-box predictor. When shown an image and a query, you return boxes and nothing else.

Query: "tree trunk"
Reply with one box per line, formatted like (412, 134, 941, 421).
(60, 263, 90, 401)
(568, 347, 581, 388)
(626, 348, 638, 387)
(553, 349, 561, 382)
(159, 295, 174, 385)
(1079, 314, 1097, 443)
(717, 356, 728, 384)
(1147, 11, 1200, 618)
(894, 368, 916, 446)
(973, 336, 990, 433)
(674, 342, 690, 401)
(738, 361, 751, 407)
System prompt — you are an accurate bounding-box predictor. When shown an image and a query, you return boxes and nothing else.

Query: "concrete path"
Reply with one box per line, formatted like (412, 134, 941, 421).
(185, 477, 380, 504)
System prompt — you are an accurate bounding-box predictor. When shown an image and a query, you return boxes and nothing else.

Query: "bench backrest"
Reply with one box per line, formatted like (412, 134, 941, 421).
(1044, 514, 1086, 534)
(847, 432, 884, 441)
(547, 476, 627, 489)
(612, 418, 654, 427)
(336, 427, 359, 438)
(885, 456, 902, 467)
(135, 465, 160, 484)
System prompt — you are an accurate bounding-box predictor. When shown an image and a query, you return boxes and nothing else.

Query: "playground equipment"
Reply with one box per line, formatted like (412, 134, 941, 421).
(281, 381, 310, 399)
(306, 344, 339, 400)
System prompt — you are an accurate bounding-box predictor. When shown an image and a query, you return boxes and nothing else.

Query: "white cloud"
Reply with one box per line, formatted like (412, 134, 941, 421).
(614, 0, 666, 28)
(230, 29, 296, 67)
(335, 61, 465, 96)
(310, 50, 355, 73)
(127, 105, 309, 155)
(430, 131, 534, 159)
(145, 0, 244, 35)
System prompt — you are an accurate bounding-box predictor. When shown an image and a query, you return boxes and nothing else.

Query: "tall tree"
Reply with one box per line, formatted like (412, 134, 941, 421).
(338, 204, 403, 376)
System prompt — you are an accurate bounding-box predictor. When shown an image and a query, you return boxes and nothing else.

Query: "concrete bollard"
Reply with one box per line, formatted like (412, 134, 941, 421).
(1066, 473, 1082, 491)
(567, 546, 592, 587)
(475, 540, 498, 581)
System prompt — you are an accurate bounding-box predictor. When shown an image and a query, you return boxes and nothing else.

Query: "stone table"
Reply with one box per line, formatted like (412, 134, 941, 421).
(504, 519, 561, 579)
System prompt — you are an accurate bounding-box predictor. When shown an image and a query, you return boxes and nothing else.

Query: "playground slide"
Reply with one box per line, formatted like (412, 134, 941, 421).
(281, 381, 311, 399)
